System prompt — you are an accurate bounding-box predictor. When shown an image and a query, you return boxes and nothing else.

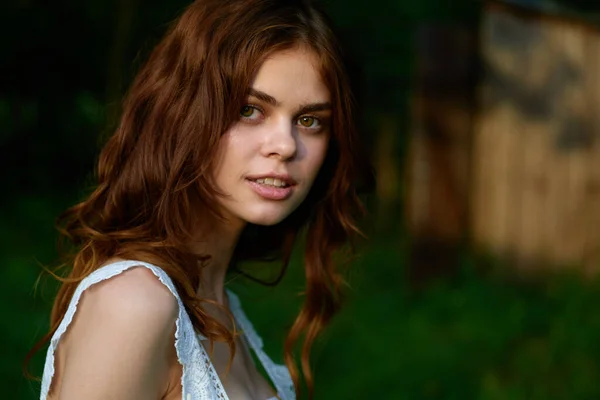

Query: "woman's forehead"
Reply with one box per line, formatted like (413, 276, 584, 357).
(249, 47, 330, 106)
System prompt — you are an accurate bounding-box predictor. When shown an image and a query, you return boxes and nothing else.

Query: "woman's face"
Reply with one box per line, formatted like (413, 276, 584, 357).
(212, 47, 331, 228)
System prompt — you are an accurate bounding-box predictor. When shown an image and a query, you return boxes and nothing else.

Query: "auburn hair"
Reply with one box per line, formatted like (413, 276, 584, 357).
(27, 0, 372, 397)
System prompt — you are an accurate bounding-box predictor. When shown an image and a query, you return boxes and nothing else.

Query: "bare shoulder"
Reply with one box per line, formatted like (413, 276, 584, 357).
(84, 265, 179, 321)
(51, 265, 180, 399)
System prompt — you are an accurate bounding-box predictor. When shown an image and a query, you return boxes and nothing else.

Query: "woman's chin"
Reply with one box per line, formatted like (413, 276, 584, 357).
(246, 215, 288, 227)
(243, 209, 294, 226)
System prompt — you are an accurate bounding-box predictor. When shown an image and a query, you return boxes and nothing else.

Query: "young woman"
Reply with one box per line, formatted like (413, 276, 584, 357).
(32, 0, 371, 399)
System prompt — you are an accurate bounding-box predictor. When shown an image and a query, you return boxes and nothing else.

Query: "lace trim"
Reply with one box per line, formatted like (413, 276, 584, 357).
(226, 291, 296, 400)
(39, 260, 229, 400)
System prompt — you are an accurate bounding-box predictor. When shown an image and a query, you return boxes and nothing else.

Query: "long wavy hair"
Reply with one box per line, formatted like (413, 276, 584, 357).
(27, 0, 372, 397)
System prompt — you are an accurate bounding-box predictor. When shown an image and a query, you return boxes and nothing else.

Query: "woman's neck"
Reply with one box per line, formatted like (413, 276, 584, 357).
(191, 214, 246, 304)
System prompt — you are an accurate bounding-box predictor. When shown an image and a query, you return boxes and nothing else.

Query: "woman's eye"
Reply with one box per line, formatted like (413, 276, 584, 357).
(240, 105, 259, 119)
(298, 116, 320, 128)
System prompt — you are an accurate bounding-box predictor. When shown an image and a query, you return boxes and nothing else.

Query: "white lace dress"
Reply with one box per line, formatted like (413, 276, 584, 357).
(39, 260, 295, 400)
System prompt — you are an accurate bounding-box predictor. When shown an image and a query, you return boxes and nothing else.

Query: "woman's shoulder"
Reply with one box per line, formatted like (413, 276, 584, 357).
(61, 258, 182, 355)
(42, 260, 181, 398)
(82, 259, 181, 297)
(82, 262, 180, 321)
(73, 259, 182, 322)
(64, 264, 179, 353)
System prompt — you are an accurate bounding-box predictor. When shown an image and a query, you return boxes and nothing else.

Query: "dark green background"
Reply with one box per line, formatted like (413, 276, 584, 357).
(3, 0, 600, 399)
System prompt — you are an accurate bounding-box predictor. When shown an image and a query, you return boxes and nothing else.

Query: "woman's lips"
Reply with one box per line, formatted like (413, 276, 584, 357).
(246, 179, 294, 200)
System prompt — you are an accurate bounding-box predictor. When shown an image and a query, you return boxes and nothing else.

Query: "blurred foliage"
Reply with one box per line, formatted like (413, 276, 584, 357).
(3, 0, 600, 399)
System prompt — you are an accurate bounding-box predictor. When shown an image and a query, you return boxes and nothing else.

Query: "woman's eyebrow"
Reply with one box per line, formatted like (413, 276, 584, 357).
(248, 88, 279, 106)
(248, 87, 332, 114)
(298, 103, 332, 114)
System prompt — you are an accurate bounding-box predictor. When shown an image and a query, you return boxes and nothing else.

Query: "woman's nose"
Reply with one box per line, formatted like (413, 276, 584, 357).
(260, 117, 297, 160)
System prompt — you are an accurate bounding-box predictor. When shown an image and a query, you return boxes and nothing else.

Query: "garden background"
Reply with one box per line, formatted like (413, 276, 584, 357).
(3, 0, 600, 399)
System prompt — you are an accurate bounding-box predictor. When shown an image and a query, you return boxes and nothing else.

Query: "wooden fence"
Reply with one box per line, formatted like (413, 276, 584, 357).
(406, 1, 600, 274)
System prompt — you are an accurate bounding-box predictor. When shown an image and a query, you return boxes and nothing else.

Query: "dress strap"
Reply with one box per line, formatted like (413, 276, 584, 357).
(226, 290, 296, 400)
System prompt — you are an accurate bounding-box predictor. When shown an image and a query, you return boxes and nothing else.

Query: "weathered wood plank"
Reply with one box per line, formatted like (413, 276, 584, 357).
(473, 3, 600, 272)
